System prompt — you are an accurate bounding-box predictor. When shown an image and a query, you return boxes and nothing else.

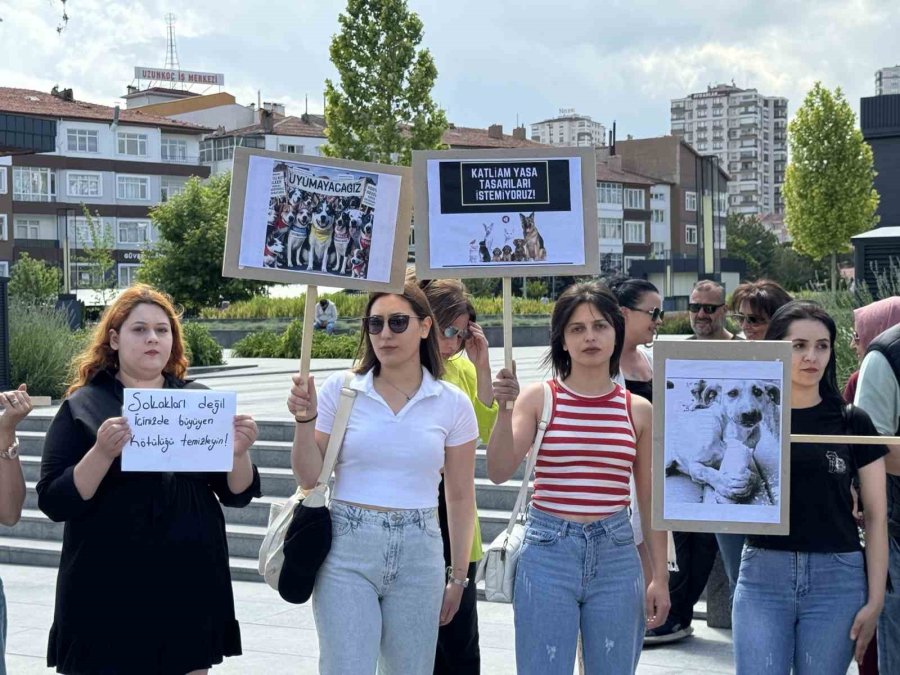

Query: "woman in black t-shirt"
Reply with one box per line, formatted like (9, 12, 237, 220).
(732, 301, 888, 674)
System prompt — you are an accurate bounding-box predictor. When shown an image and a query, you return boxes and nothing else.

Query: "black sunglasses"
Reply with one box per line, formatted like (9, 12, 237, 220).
(442, 325, 470, 340)
(688, 302, 725, 314)
(730, 313, 768, 326)
(634, 307, 665, 322)
(362, 314, 419, 335)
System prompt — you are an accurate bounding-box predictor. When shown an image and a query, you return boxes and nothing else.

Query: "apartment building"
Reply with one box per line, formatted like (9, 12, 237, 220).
(0, 87, 210, 288)
(593, 159, 655, 276)
(876, 66, 900, 96)
(530, 109, 606, 147)
(670, 83, 787, 217)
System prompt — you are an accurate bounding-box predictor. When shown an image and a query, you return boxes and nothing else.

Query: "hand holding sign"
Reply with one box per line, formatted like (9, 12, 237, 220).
(492, 361, 520, 407)
(287, 373, 317, 422)
(95, 416, 132, 460)
(233, 414, 258, 457)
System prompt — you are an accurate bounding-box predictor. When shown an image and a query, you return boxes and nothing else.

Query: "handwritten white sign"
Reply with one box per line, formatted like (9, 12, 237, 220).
(121, 389, 237, 472)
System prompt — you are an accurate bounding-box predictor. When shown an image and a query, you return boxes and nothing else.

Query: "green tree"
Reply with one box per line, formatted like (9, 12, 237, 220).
(139, 174, 267, 314)
(770, 243, 833, 292)
(76, 205, 118, 304)
(8, 252, 60, 305)
(322, 0, 448, 165)
(783, 82, 879, 291)
(724, 213, 779, 280)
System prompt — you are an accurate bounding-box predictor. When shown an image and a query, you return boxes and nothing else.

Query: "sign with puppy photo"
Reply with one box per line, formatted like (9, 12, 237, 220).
(413, 148, 599, 279)
(224, 147, 412, 292)
(651, 339, 793, 535)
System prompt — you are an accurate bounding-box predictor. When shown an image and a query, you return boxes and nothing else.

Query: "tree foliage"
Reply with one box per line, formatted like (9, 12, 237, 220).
(139, 174, 267, 314)
(724, 214, 779, 280)
(783, 82, 879, 289)
(76, 205, 118, 304)
(8, 252, 60, 306)
(322, 0, 448, 165)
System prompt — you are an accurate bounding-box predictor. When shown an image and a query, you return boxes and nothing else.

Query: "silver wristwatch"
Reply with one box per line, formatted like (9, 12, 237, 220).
(446, 567, 470, 588)
(0, 436, 19, 460)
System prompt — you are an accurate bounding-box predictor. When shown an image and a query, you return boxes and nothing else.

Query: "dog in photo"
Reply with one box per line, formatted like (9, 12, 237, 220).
(520, 212, 547, 261)
(332, 211, 354, 275)
(307, 203, 335, 272)
(287, 208, 311, 268)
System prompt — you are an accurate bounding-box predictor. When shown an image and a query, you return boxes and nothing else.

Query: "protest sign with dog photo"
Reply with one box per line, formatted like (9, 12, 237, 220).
(651, 339, 793, 535)
(413, 148, 598, 279)
(224, 147, 412, 292)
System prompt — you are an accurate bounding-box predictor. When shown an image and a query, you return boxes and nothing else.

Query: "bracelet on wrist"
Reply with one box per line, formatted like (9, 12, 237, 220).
(446, 566, 470, 588)
(294, 413, 318, 424)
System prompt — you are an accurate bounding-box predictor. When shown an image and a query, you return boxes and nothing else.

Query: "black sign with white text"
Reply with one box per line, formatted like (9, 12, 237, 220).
(438, 160, 571, 214)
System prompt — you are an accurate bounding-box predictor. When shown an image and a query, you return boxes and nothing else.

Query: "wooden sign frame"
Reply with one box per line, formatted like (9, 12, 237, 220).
(412, 147, 599, 280)
(223, 146, 413, 293)
(651, 339, 793, 535)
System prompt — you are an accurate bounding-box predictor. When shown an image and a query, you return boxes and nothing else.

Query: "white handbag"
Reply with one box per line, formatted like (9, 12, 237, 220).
(475, 381, 553, 603)
(257, 372, 356, 591)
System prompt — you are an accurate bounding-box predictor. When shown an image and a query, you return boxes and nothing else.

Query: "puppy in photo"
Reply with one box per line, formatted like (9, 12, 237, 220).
(263, 233, 285, 268)
(350, 247, 369, 278)
(501, 244, 513, 262)
(479, 239, 490, 262)
(491, 247, 503, 262)
(512, 238, 527, 262)
(520, 212, 546, 261)
(307, 202, 335, 272)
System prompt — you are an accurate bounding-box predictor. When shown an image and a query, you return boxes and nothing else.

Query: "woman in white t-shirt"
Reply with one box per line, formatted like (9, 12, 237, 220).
(288, 279, 479, 675)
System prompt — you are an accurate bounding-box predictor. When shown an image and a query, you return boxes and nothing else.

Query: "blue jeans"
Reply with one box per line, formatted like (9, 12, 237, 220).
(313, 501, 445, 675)
(733, 546, 867, 675)
(0, 577, 6, 675)
(513, 507, 644, 675)
(316, 320, 336, 335)
(716, 532, 745, 594)
(879, 536, 900, 673)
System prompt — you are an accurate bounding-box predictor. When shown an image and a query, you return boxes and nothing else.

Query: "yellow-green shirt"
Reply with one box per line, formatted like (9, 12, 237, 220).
(443, 354, 499, 562)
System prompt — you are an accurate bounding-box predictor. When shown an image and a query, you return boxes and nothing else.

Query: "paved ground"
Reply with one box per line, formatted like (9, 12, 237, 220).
(2, 564, 739, 674)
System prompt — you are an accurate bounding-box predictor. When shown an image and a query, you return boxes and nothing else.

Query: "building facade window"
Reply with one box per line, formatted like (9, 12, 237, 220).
(73, 216, 98, 245)
(0, 261, 8, 278)
(651, 241, 666, 258)
(71, 263, 106, 290)
(598, 182, 622, 205)
(651, 189, 666, 201)
(624, 221, 645, 244)
(600, 252, 623, 272)
(599, 217, 623, 240)
(160, 177, 186, 202)
(67, 129, 99, 153)
(67, 172, 102, 198)
(118, 263, 141, 288)
(117, 219, 151, 245)
(117, 132, 148, 157)
(160, 138, 188, 161)
(13, 167, 56, 201)
(15, 218, 41, 239)
(116, 175, 151, 201)
(652, 209, 665, 223)
(685, 191, 697, 211)
(0, 214, 6, 240)
(0, 166, 8, 194)
(685, 224, 698, 245)
(279, 143, 304, 154)
(624, 188, 645, 210)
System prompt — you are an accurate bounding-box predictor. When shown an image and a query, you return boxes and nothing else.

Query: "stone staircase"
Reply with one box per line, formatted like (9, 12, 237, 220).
(0, 414, 528, 583)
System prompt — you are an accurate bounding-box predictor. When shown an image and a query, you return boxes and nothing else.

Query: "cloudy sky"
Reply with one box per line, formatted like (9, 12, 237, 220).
(1, 0, 897, 138)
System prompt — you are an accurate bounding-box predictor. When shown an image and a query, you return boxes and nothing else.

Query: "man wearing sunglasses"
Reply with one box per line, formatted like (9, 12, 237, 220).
(648, 280, 741, 645)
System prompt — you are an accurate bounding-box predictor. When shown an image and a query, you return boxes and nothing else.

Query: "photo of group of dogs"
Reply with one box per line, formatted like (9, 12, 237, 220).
(263, 188, 374, 279)
(665, 377, 782, 508)
(467, 212, 548, 264)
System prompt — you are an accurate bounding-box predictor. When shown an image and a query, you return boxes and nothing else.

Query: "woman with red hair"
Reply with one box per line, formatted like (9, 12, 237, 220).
(37, 284, 261, 675)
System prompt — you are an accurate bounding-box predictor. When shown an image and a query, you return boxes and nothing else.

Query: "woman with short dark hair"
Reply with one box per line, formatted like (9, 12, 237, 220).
(729, 279, 792, 341)
(487, 281, 670, 674)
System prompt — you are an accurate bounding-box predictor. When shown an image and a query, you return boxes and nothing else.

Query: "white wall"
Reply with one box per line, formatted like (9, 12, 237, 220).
(170, 105, 256, 133)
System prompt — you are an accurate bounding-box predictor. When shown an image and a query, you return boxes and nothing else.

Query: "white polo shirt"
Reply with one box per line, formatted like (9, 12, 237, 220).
(316, 367, 479, 509)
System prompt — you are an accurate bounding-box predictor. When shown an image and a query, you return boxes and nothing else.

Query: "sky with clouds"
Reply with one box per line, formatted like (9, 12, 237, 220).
(1, 0, 898, 139)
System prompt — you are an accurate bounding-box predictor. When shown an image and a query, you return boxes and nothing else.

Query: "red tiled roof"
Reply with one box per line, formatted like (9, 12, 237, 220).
(442, 125, 544, 149)
(0, 87, 212, 132)
(594, 163, 657, 186)
(207, 114, 327, 139)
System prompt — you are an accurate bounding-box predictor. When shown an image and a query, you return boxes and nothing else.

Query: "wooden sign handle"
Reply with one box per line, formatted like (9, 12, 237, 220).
(790, 434, 900, 445)
(297, 285, 318, 415)
(502, 278, 514, 410)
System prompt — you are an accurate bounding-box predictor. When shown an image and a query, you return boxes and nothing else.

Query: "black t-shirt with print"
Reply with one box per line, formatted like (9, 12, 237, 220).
(747, 398, 887, 553)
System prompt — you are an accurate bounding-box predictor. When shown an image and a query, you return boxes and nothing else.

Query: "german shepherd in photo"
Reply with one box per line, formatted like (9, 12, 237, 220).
(520, 212, 546, 261)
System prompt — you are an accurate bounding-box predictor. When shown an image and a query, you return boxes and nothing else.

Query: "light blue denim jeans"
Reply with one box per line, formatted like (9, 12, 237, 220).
(312, 501, 445, 675)
(879, 535, 900, 673)
(0, 577, 6, 675)
(715, 532, 745, 594)
(513, 506, 644, 675)
(733, 545, 867, 675)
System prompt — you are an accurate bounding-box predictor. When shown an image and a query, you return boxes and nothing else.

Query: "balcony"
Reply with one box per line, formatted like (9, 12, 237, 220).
(161, 153, 200, 165)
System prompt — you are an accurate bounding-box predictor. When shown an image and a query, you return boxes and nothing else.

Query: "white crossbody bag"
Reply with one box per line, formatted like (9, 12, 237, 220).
(475, 381, 553, 603)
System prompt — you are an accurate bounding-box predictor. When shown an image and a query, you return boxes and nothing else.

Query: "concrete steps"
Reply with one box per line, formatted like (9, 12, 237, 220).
(2, 417, 528, 582)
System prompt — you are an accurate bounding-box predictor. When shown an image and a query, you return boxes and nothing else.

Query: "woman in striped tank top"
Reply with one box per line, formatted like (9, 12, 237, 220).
(488, 282, 670, 674)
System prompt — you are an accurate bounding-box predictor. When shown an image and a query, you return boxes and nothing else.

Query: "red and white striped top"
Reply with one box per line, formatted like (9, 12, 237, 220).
(532, 380, 636, 518)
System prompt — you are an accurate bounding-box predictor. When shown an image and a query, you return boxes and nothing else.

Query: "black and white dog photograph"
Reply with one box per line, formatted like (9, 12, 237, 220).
(663, 374, 783, 522)
(261, 162, 378, 280)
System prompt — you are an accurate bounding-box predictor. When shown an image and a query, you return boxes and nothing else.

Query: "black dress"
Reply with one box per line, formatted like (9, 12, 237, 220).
(36, 370, 262, 675)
